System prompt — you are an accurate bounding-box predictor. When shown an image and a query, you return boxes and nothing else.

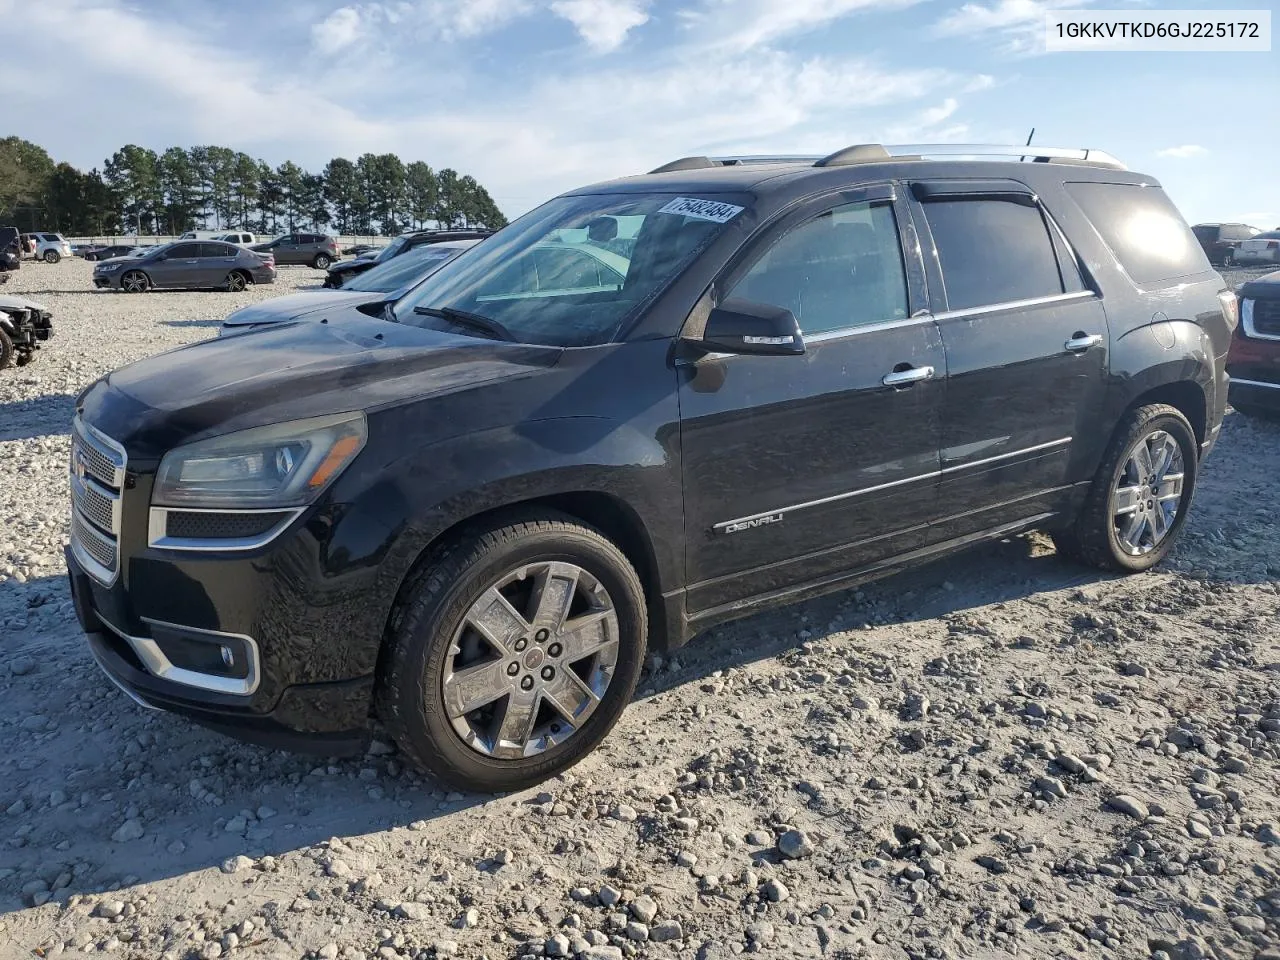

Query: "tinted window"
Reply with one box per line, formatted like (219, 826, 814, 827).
(1066, 182, 1210, 285)
(730, 200, 908, 335)
(199, 243, 234, 258)
(395, 192, 737, 347)
(920, 197, 1064, 311)
(168, 243, 200, 258)
(42, 234, 60, 242)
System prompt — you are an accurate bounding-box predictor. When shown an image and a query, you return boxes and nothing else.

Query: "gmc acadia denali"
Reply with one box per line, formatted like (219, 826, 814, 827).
(67, 144, 1235, 791)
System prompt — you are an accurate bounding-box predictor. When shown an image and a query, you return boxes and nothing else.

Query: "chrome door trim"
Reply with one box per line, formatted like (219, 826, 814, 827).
(1230, 377, 1280, 391)
(931, 291, 1096, 323)
(713, 436, 1072, 531)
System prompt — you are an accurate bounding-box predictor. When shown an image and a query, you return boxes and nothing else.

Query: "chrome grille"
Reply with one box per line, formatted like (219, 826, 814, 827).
(72, 511, 118, 572)
(1254, 298, 1280, 337)
(70, 419, 126, 585)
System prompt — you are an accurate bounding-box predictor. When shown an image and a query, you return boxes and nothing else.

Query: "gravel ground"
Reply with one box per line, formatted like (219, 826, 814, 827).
(1, 259, 1278, 960)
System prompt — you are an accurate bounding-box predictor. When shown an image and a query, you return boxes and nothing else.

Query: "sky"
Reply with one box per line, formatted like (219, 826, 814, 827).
(2, 0, 1277, 226)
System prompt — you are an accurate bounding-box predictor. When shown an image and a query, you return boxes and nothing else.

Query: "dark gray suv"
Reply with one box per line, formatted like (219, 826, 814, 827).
(251, 233, 341, 269)
(92, 241, 276, 292)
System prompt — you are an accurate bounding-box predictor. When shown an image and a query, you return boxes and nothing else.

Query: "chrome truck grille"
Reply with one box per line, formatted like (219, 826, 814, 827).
(69, 418, 126, 585)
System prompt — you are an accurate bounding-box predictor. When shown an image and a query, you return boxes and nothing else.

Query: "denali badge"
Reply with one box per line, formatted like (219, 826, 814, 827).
(722, 513, 783, 534)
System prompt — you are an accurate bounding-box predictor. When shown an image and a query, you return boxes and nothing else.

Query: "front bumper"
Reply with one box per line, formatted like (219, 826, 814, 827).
(68, 541, 375, 756)
(93, 276, 115, 289)
(1229, 376, 1280, 415)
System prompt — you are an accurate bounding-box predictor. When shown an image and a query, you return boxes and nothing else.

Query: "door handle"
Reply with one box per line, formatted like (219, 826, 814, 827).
(1064, 333, 1103, 352)
(882, 365, 935, 387)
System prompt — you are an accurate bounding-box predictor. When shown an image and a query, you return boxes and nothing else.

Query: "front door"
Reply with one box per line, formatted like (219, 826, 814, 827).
(909, 180, 1111, 534)
(153, 242, 202, 288)
(678, 185, 944, 616)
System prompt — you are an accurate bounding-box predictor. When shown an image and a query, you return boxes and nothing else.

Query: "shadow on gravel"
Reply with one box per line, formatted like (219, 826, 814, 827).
(0, 393, 76, 441)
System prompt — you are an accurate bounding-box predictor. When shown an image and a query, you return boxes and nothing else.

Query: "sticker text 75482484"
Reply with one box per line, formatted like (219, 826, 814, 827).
(657, 197, 745, 224)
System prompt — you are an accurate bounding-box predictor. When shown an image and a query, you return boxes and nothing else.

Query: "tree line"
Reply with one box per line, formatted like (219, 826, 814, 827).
(0, 136, 508, 237)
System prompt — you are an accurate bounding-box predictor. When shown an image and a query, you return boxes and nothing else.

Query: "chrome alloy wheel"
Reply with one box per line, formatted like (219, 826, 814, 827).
(121, 271, 148, 293)
(443, 561, 619, 760)
(1113, 429, 1185, 556)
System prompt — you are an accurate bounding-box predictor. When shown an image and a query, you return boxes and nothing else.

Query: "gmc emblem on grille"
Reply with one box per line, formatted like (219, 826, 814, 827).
(72, 451, 86, 482)
(721, 513, 783, 534)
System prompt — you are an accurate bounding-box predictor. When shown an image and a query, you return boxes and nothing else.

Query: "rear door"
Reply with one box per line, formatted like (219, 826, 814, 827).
(199, 242, 239, 285)
(909, 180, 1110, 536)
(274, 234, 300, 263)
(678, 184, 945, 615)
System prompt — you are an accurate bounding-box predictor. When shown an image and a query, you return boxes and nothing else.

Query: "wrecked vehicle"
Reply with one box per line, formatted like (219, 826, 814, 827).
(0, 294, 55, 368)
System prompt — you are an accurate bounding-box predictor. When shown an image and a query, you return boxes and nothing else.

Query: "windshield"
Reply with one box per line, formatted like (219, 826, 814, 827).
(345, 244, 469, 293)
(393, 193, 743, 346)
(374, 236, 408, 263)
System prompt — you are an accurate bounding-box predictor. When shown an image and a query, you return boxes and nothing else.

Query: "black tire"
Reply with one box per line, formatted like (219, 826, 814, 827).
(225, 271, 249, 292)
(120, 270, 149, 293)
(43, 250, 60, 264)
(0, 328, 12, 369)
(1053, 403, 1198, 573)
(312, 254, 332, 270)
(377, 511, 648, 792)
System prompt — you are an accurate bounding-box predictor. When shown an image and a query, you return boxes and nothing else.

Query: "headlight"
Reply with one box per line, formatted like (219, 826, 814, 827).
(98, 262, 123, 272)
(153, 413, 367, 508)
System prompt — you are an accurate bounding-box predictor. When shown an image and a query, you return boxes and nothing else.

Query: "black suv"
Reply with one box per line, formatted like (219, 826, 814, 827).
(67, 144, 1234, 792)
(322, 229, 492, 288)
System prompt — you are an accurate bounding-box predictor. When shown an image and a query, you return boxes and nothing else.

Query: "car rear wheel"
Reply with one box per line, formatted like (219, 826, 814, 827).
(43, 250, 60, 264)
(1053, 403, 1197, 573)
(312, 254, 332, 270)
(120, 270, 150, 293)
(0, 329, 13, 369)
(377, 512, 648, 792)
(225, 271, 248, 292)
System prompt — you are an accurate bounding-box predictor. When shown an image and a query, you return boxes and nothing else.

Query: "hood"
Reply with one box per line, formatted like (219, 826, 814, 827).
(222, 289, 384, 327)
(0, 294, 48, 314)
(80, 309, 561, 455)
(1238, 269, 1280, 300)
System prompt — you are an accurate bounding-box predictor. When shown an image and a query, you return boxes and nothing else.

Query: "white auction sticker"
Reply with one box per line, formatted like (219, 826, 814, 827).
(657, 197, 745, 223)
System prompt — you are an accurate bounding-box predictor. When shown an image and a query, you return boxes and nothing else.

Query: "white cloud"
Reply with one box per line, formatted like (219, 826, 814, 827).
(682, 0, 926, 53)
(312, 5, 367, 55)
(1156, 144, 1207, 159)
(933, 0, 1092, 54)
(423, 0, 535, 39)
(550, 0, 650, 52)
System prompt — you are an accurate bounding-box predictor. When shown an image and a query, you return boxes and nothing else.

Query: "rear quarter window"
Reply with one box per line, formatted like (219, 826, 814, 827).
(1065, 182, 1210, 286)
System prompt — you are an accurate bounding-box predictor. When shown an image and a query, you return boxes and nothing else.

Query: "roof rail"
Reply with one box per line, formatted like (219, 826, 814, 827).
(647, 154, 823, 174)
(820, 143, 1126, 170)
(648, 143, 1126, 174)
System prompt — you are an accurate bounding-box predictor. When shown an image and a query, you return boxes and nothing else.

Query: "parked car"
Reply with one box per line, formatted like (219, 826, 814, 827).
(1192, 223, 1261, 267)
(66, 142, 1233, 792)
(84, 244, 139, 262)
(1232, 230, 1280, 266)
(343, 243, 379, 256)
(214, 232, 257, 247)
(179, 230, 246, 241)
(220, 239, 481, 336)
(0, 226, 20, 275)
(323, 230, 492, 288)
(251, 233, 340, 269)
(92, 240, 275, 292)
(1226, 269, 1280, 418)
(23, 232, 73, 263)
(0, 293, 54, 368)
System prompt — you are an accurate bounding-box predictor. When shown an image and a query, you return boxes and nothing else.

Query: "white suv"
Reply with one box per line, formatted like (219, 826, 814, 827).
(25, 233, 73, 264)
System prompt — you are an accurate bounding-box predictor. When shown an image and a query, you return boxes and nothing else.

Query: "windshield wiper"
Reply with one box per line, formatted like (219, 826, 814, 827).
(412, 305, 515, 342)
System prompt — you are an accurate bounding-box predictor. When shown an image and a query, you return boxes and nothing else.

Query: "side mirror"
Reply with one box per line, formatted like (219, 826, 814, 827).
(693, 298, 805, 356)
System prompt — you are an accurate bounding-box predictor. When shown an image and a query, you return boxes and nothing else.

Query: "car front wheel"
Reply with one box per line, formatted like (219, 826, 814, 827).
(377, 512, 648, 792)
(1053, 403, 1197, 572)
(120, 270, 150, 293)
